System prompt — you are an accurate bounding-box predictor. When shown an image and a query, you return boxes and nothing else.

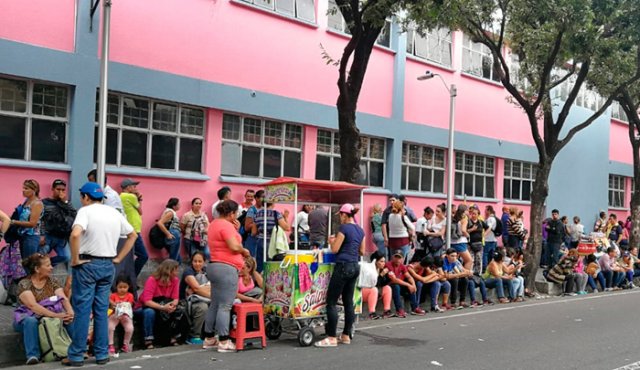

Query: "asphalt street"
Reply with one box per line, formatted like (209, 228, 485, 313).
(11, 290, 640, 370)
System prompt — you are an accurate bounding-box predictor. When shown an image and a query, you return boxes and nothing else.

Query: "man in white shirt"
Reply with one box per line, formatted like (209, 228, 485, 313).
(212, 186, 232, 219)
(87, 170, 123, 214)
(64, 182, 136, 366)
(483, 205, 499, 273)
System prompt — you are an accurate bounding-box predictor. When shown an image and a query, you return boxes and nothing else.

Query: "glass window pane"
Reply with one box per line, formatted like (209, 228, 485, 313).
(420, 168, 432, 192)
(121, 131, 148, 167)
(241, 146, 261, 177)
(263, 148, 282, 178)
(370, 138, 385, 159)
(151, 135, 176, 169)
(434, 149, 445, 168)
(360, 137, 370, 157)
(317, 130, 332, 153)
(465, 155, 474, 172)
(93, 127, 117, 164)
(333, 157, 342, 181)
(503, 179, 511, 199)
(96, 93, 119, 124)
(275, 0, 294, 15)
(370, 162, 384, 187)
(474, 175, 484, 197)
(455, 172, 463, 196)
(180, 108, 204, 136)
(264, 120, 283, 146)
(464, 173, 474, 196)
(0, 115, 25, 159)
(408, 167, 420, 191)
(475, 156, 484, 173)
(401, 165, 407, 190)
(221, 142, 241, 176)
(285, 124, 302, 148)
(433, 170, 444, 193)
(179, 138, 203, 172)
(333, 133, 341, 154)
(122, 97, 149, 129)
(315, 155, 331, 180)
(485, 158, 494, 174)
(31, 120, 65, 162)
(222, 114, 241, 140)
(152, 103, 177, 132)
(295, 0, 315, 22)
(32, 84, 67, 118)
(284, 151, 301, 177)
(455, 152, 463, 170)
(512, 179, 521, 200)
(0, 78, 27, 113)
(243, 118, 262, 144)
(409, 144, 420, 164)
(522, 180, 531, 201)
(486, 177, 495, 198)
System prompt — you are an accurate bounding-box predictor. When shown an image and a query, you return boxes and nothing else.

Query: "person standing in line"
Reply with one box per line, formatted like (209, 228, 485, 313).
(156, 198, 183, 263)
(11, 180, 44, 261)
(500, 206, 510, 247)
(120, 178, 148, 277)
(238, 189, 255, 216)
(181, 198, 210, 261)
(483, 206, 499, 272)
(569, 216, 584, 249)
(63, 182, 136, 366)
(314, 204, 365, 347)
(594, 211, 607, 233)
(40, 179, 76, 268)
(545, 209, 565, 268)
(87, 170, 123, 214)
(244, 190, 264, 258)
(308, 205, 329, 249)
(211, 187, 231, 220)
(296, 205, 312, 243)
(380, 194, 399, 250)
(370, 204, 385, 256)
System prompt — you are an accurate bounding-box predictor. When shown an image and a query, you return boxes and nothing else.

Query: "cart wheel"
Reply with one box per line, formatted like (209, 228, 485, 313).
(265, 320, 282, 340)
(298, 327, 315, 347)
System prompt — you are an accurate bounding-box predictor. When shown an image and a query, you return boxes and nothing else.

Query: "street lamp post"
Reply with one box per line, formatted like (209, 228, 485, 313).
(96, 0, 112, 187)
(417, 71, 457, 251)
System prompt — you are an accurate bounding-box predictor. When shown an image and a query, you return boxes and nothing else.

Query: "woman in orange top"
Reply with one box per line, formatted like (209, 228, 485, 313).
(202, 200, 250, 353)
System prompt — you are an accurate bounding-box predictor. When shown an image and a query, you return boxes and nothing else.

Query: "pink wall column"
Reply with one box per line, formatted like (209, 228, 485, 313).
(301, 126, 318, 179)
(495, 158, 505, 204)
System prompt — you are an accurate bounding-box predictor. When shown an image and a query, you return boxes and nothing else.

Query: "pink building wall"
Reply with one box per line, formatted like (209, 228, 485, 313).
(108, 0, 394, 118)
(609, 120, 633, 164)
(0, 0, 76, 52)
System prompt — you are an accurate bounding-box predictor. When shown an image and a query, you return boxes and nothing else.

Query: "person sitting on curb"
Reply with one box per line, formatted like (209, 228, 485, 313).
(361, 251, 393, 320)
(408, 256, 449, 313)
(385, 251, 424, 317)
(482, 251, 512, 304)
(599, 247, 626, 291)
(617, 251, 637, 289)
(546, 249, 579, 296)
(442, 248, 472, 309)
(585, 254, 606, 293)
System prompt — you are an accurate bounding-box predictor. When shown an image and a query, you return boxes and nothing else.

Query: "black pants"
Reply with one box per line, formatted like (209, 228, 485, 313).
(325, 262, 359, 338)
(448, 277, 468, 304)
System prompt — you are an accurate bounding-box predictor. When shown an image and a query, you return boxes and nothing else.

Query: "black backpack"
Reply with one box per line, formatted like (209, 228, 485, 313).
(492, 216, 503, 237)
(237, 209, 249, 241)
(42, 199, 77, 239)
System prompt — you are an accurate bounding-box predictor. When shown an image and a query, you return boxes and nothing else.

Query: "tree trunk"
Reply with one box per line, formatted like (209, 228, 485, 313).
(337, 95, 362, 183)
(629, 125, 640, 250)
(523, 162, 551, 292)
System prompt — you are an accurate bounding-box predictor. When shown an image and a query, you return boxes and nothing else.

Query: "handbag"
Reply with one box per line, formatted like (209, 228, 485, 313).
(357, 259, 378, 288)
(268, 213, 289, 259)
(427, 237, 444, 253)
(470, 242, 483, 253)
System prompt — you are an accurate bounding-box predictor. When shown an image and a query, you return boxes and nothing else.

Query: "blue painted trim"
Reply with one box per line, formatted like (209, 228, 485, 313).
(0, 159, 71, 172)
(75, 0, 100, 57)
(107, 166, 211, 181)
(219, 175, 268, 185)
(609, 161, 633, 177)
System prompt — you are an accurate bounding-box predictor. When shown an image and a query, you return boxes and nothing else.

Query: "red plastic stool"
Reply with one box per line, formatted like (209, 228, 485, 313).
(229, 302, 267, 350)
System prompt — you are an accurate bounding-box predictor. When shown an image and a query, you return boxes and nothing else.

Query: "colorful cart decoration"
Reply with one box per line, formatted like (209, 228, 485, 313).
(261, 177, 366, 346)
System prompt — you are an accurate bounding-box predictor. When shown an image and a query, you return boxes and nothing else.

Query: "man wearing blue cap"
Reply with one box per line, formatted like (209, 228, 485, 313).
(63, 182, 137, 366)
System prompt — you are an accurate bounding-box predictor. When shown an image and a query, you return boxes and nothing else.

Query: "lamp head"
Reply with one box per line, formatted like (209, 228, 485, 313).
(417, 70, 435, 81)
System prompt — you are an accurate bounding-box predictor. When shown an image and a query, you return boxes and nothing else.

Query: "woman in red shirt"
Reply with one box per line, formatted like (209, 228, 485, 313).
(202, 200, 250, 353)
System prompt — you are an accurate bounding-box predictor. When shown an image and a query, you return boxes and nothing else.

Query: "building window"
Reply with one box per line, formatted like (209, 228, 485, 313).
(93, 92, 205, 173)
(609, 174, 626, 208)
(461, 34, 500, 82)
(455, 152, 495, 198)
(401, 143, 445, 193)
(0, 76, 68, 163)
(327, 0, 391, 48)
(315, 129, 385, 187)
(503, 160, 536, 201)
(611, 101, 629, 122)
(240, 0, 315, 23)
(406, 27, 452, 67)
(221, 113, 302, 179)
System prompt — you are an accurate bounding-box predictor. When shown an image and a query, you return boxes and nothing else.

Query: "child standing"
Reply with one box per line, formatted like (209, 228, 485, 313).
(108, 276, 135, 355)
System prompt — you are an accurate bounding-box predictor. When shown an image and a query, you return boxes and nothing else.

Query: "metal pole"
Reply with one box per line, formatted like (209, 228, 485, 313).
(445, 84, 457, 251)
(96, 0, 112, 187)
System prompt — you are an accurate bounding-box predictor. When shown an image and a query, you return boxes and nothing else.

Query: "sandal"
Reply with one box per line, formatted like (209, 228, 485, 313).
(170, 338, 180, 346)
(314, 337, 337, 348)
(338, 336, 351, 345)
(145, 340, 155, 350)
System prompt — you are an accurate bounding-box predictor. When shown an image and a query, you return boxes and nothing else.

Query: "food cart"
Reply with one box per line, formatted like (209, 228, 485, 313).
(261, 177, 366, 346)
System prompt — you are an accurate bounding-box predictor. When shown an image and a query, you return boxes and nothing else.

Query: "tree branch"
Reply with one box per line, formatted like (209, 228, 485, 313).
(531, 28, 565, 110)
(554, 59, 591, 133)
(548, 62, 577, 91)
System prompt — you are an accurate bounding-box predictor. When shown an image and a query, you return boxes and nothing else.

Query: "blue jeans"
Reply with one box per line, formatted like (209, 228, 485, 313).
(547, 242, 562, 267)
(68, 259, 115, 362)
(165, 229, 181, 263)
(135, 308, 156, 340)
(14, 316, 41, 360)
(482, 242, 497, 272)
(428, 281, 450, 308)
(503, 279, 518, 299)
(467, 278, 487, 302)
(484, 278, 506, 298)
(588, 273, 606, 290)
(42, 234, 70, 267)
(256, 238, 267, 273)
(391, 283, 418, 311)
(19, 234, 40, 261)
(326, 262, 359, 338)
(184, 239, 210, 262)
(372, 232, 386, 257)
(134, 235, 149, 277)
(244, 235, 258, 259)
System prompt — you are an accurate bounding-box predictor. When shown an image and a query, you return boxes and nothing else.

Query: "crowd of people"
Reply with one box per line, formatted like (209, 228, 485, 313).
(0, 179, 638, 363)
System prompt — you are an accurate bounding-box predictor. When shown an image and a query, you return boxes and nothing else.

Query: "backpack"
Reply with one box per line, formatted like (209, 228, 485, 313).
(38, 317, 72, 362)
(42, 199, 77, 239)
(492, 216, 503, 237)
(149, 222, 169, 250)
(450, 221, 462, 240)
(190, 215, 208, 247)
(237, 209, 249, 241)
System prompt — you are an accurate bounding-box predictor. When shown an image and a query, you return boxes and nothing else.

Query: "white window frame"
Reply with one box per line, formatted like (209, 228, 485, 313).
(503, 159, 536, 201)
(454, 151, 495, 198)
(609, 174, 626, 208)
(401, 142, 446, 193)
(240, 0, 316, 23)
(0, 75, 69, 163)
(406, 26, 452, 68)
(461, 34, 500, 82)
(221, 113, 303, 179)
(94, 92, 206, 173)
(327, 0, 392, 48)
(315, 129, 386, 187)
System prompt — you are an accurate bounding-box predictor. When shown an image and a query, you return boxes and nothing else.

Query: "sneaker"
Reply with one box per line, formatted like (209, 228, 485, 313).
(431, 305, 444, 313)
(202, 336, 219, 349)
(576, 291, 587, 295)
(630, 283, 637, 289)
(121, 344, 131, 353)
(605, 288, 613, 292)
(25, 357, 39, 365)
(382, 310, 393, 319)
(395, 309, 407, 318)
(108, 345, 116, 356)
(457, 302, 468, 309)
(411, 307, 426, 316)
(368, 312, 381, 320)
(592, 289, 599, 293)
(484, 300, 495, 306)
(187, 337, 204, 345)
(471, 301, 483, 308)
(217, 340, 237, 353)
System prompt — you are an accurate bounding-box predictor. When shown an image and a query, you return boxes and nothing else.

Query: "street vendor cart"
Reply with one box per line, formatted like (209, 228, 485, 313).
(261, 177, 366, 346)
